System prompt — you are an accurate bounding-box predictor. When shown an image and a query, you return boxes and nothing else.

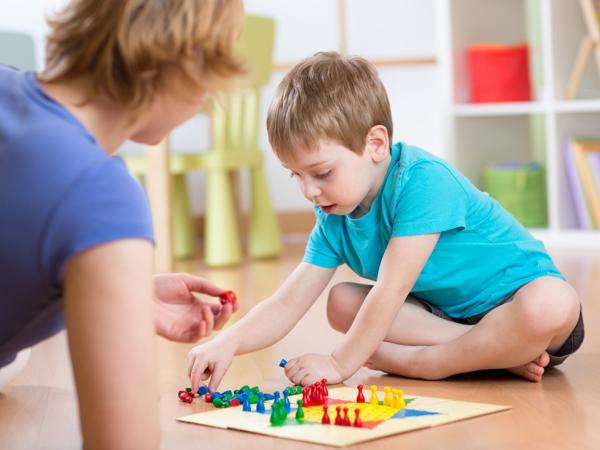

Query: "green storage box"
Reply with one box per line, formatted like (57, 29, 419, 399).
(482, 162, 548, 227)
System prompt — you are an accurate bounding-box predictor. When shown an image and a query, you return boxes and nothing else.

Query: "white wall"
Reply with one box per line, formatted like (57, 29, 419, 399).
(0, 0, 443, 214)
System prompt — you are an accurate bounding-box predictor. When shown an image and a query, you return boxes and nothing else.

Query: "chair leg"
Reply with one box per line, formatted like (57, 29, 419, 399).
(248, 166, 282, 259)
(204, 170, 242, 267)
(172, 174, 197, 260)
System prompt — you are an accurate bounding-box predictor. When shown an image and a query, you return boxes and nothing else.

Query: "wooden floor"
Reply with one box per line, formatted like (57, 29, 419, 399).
(1, 242, 600, 449)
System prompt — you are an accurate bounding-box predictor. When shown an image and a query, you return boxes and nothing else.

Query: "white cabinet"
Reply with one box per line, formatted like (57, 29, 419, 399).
(437, 0, 600, 246)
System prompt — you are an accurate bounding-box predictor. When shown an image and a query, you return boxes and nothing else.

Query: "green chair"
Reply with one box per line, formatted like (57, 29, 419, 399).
(124, 15, 282, 266)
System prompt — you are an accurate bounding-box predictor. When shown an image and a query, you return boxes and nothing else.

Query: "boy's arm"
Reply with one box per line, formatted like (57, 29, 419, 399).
(331, 233, 440, 378)
(188, 262, 336, 391)
(64, 239, 160, 450)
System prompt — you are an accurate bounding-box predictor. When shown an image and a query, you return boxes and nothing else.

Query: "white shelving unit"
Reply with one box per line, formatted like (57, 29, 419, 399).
(437, 0, 600, 247)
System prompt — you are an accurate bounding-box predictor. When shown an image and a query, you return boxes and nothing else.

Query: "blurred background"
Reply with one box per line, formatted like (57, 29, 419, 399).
(3, 0, 600, 269)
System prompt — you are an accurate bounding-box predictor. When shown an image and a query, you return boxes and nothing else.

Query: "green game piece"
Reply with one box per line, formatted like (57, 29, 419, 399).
(212, 399, 223, 408)
(185, 387, 192, 393)
(251, 386, 259, 393)
(234, 389, 239, 395)
(249, 393, 258, 404)
(295, 399, 304, 421)
(241, 385, 250, 392)
(295, 386, 303, 395)
(276, 399, 288, 424)
(269, 403, 280, 426)
(223, 401, 230, 408)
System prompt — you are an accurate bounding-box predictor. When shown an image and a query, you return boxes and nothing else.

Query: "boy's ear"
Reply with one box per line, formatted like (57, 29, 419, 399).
(365, 125, 390, 163)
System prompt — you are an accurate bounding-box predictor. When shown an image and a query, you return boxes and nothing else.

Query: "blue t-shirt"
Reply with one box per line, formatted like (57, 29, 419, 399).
(304, 142, 563, 318)
(0, 66, 153, 367)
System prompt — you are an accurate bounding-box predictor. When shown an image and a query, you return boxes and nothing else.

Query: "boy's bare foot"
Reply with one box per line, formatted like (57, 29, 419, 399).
(506, 352, 550, 382)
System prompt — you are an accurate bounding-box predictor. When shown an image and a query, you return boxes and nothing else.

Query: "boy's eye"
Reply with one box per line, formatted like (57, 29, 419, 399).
(289, 171, 298, 178)
(315, 170, 332, 179)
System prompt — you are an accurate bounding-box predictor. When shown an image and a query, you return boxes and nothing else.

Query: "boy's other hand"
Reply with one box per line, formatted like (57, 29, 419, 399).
(284, 353, 345, 386)
(187, 340, 235, 393)
(153, 273, 239, 343)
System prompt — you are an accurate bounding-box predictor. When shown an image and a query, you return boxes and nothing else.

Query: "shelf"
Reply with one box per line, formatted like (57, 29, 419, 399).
(554, 99, 600, 113)
(453, 101, 546, 117)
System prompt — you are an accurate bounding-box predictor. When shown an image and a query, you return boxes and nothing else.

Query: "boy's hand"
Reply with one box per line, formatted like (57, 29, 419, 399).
(187, 340, 235, 393)
(153, 273, 239, 343)
(284, 353, 345, 386)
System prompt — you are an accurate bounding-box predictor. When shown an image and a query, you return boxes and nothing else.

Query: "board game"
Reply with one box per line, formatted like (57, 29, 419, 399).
(177, 386, 510, 447)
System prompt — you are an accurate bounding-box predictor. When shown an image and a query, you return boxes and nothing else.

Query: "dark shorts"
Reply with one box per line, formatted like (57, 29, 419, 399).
(415, 294, 585, 367)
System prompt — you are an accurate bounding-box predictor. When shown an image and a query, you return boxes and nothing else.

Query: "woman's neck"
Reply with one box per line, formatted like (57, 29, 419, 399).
(38, 75, 131, 154)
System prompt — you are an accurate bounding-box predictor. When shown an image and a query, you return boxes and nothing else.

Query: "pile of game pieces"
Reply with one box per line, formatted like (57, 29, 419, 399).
(177, 388, 195, 403)
(178, 383, 303, 410)
(301, 378, 328, 407)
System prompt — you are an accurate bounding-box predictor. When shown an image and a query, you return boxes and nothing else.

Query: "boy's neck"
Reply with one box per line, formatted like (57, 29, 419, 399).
(351, 152, 392, 218)
(37, 75, 131, 154)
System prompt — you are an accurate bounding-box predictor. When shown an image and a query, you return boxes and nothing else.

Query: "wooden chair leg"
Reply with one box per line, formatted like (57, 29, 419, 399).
(146, 138, 173, 273)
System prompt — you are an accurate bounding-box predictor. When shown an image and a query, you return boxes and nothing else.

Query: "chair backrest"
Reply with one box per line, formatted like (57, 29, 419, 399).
(0, 31, 36, 70)
(212, 15, 275, 152)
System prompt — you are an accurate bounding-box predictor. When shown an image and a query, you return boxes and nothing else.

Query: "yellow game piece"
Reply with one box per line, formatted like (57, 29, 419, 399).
(383, 386, 392, 407)
(391, 388, 398, 407)
(369, 385, 379, 405)
(396, 389, 406, 409)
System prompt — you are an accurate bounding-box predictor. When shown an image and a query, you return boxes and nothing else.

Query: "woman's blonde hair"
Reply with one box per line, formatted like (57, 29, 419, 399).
(40, 0, 245, 115)
(266, 51, 393, 159)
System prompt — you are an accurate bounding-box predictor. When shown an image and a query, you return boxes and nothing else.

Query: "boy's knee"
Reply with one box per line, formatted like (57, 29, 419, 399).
(326, 283, 354, 332)
(518, 278, 580, 337)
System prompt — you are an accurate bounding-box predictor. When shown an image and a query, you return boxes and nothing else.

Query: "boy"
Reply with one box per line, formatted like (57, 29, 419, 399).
(187, 52, 583, 392)
(0, 0, 243, 448)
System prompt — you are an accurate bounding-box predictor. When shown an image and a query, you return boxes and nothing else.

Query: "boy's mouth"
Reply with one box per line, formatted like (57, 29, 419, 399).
(319, 204, 338, 214)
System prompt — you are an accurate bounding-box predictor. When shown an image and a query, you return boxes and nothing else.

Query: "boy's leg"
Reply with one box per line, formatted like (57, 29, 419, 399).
(327, 282, 472, 345)
(366, 276, 581, 381)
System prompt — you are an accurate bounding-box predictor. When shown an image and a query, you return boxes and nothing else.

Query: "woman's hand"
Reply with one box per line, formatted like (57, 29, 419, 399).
(153, 273, 239, 343)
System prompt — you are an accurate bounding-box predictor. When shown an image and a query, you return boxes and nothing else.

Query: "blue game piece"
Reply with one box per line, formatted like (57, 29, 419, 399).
(274, 391, 280, 404)
(222, 390, 232, 397)
(256, 393, 265, 413)
(283, 390, 291, 413)
(212, 392, 222, 400)
(279, 358, 287, 368)
(264, 393, 275, 401)
(197, 386, 209, 396)
(243, 396, 252, 412)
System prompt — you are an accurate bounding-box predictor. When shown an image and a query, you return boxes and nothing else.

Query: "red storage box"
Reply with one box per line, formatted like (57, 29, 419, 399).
(468, 43, 532, 103)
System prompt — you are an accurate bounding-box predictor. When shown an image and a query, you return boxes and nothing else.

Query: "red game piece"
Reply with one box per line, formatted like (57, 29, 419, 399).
(302, 387, 310, 407)
(356, 384, 365, 403)
(334, 406, 343, 425)
(229, 398, 241, 406)
(353, 408, 363, 428)
(204, 393, 213, 403)
(342, 407, 351, 426)
(219, 290, 237, 305)
(321, 405, 331, 425)
(321, 378, 328, 397)
(312, 383, 322, 405)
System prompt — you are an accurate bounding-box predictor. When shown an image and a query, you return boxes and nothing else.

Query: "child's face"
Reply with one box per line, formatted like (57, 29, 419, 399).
(281, 138, 387, 216)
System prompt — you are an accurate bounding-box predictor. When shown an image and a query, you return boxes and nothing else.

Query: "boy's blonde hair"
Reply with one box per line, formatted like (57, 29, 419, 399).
(267, 52, 393, 159)
(40, 0, 245, 115)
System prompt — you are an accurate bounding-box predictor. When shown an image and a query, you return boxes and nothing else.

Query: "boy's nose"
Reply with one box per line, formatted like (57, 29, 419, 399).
(302, 182, 321, 202)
